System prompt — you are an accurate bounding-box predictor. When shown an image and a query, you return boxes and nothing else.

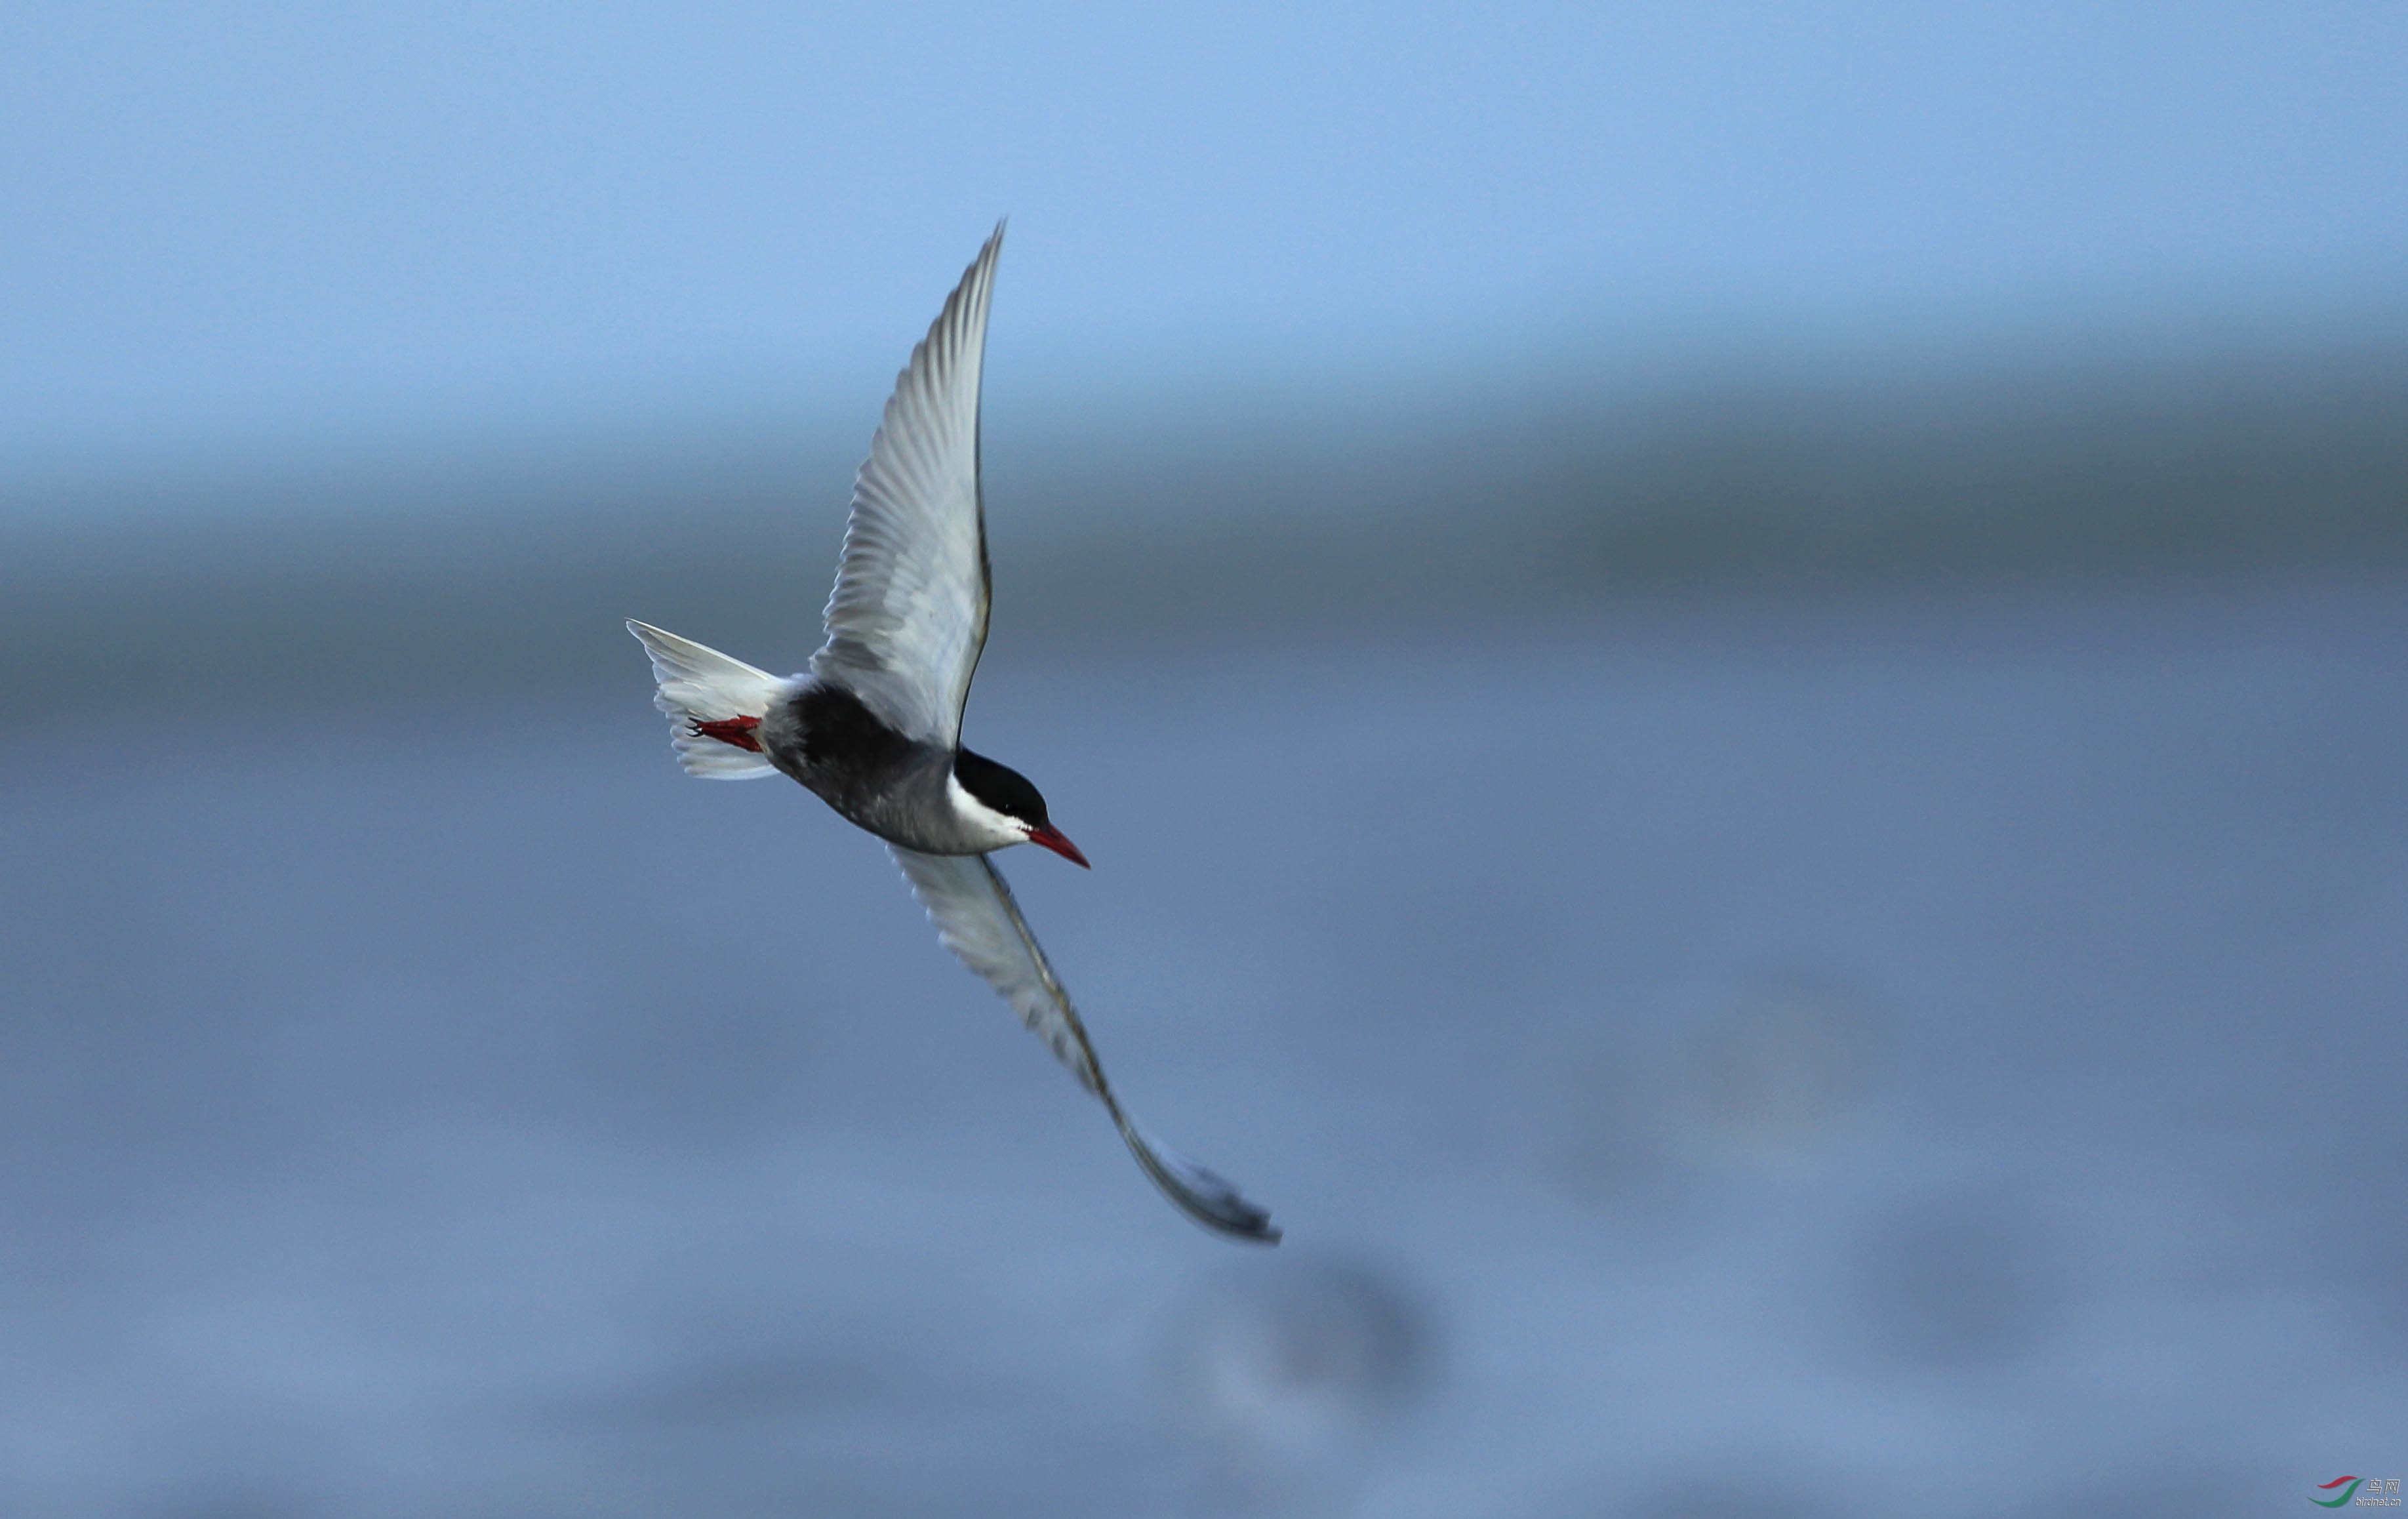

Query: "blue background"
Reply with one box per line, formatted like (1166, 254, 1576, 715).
(1, 3, 2403, 1514)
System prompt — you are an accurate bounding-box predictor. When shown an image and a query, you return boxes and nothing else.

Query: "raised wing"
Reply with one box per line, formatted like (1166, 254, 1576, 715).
(889, 845, 1281, 1244)
(813, 226, 1003, 748)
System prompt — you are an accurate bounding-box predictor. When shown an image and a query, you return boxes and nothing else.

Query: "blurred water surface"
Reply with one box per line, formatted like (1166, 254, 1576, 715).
(0, 576, 2400, 1516)
(8, 0, 2405, 1508)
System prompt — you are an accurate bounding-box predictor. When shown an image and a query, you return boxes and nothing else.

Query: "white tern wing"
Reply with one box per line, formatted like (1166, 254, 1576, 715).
(889, 845, 1280, 1244)
(812, 226, 1003, 748)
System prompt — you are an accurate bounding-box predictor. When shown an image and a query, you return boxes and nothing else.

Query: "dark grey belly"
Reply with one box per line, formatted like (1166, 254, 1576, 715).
(759, 681, 986, 854)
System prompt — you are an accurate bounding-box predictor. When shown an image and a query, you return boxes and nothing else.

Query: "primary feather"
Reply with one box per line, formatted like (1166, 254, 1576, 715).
(889, 847, 1281, 1244)
(812, 225, 1001, 750)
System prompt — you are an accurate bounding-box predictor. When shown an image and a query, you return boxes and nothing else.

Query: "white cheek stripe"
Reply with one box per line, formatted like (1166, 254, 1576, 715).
(946, 771, 1031, 849)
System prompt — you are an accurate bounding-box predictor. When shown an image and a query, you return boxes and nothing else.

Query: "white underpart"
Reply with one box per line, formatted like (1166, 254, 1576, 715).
(624, 620, 787, 780)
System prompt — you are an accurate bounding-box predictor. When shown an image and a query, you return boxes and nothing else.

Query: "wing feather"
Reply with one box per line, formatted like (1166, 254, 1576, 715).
(813, 226, 1003, 746)
(888, 846, 1280, 1244)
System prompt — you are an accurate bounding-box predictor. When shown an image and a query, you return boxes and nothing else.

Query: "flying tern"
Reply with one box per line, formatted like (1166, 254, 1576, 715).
(628, 226, 1278, 1243)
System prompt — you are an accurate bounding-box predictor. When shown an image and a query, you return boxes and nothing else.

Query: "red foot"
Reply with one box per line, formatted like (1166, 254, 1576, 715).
(691, 715, 763, 752)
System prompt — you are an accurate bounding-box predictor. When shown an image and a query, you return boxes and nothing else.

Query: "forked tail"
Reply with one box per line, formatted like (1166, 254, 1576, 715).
(625, 620, 788, 780)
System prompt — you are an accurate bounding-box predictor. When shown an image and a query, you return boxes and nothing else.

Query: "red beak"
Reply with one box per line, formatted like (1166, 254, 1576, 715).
(1026, 824, 1090, 868)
